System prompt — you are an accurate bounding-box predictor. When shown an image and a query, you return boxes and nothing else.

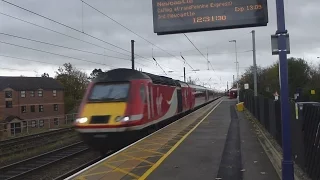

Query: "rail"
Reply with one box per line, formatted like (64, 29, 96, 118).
(0, 128, 78, 159)
(0, 142, 87, 180)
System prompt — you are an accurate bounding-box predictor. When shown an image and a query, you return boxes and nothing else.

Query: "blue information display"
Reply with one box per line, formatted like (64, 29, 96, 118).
(152, 0, 268, 35)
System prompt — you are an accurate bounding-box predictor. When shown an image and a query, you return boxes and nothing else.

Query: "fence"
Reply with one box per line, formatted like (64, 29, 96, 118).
(0, 113, 77, 140)
(240, 89, 320, 180)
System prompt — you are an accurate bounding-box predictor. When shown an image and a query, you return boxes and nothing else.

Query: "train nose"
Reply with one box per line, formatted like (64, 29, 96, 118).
(75, 102, 127, 125)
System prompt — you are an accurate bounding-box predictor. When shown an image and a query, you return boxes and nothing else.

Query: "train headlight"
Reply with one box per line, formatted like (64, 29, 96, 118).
(123, 116, 130, 121)
(76, 117, 88, 123)
(115, 116, 130, 122)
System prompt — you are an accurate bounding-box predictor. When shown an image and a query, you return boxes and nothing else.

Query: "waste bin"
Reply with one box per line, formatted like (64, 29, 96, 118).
(236, 102, 244, 112)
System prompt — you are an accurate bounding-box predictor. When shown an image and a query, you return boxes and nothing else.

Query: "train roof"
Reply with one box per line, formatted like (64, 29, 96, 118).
(94, 68, 178, 86)
(95, 68, 214, 90)
(94, 68, 150, 82)
(142, 72, 178, 86)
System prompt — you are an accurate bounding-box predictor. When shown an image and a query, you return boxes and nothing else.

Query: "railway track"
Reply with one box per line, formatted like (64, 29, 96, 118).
(0, 142, 88, 180)
(0, 97, 223, 180)
(0, 127, 74, 147)
(0, 127, 76, 158)
(54, 155, 106, 180)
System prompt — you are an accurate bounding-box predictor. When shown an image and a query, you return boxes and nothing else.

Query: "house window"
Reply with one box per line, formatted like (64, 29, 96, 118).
(53, 104, 58, 111)
(5, 101, 12, 108)
(30, 91, 35, 97)
(39, 120, 44, 127)
(30, 105, 35, 112)
(39, 105, 44, 112)
(53, 90, 57, 97)
(5, 91, 12, 98)
(21, 106, 27, 113)
(10, 122, 21, 135)
(21, 91, 26, 98)
(22, 121, 27, 128)
(38, 90, 43, 97)
(54, 118, 59, 125)
(31, 120, 37, 127)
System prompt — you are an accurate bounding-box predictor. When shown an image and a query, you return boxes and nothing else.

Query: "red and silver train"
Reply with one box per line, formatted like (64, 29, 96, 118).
(74, 68, 218, 152)
(228, 88, 238, 99)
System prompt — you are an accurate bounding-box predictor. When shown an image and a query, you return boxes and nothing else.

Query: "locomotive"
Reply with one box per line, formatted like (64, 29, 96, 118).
(228, 88, 238, 99)
(74, 68, 217, 153)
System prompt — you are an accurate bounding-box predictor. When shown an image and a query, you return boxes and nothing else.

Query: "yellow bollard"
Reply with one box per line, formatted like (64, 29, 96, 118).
(236, 102, 244, 112)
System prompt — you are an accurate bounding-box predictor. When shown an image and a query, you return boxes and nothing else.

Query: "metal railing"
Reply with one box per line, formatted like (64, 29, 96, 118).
(240, 89, 320, 180)
(0, 113, 77, 139)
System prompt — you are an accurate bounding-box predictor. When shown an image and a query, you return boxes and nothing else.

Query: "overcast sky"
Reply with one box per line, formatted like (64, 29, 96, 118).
(0, 0, 319, 91)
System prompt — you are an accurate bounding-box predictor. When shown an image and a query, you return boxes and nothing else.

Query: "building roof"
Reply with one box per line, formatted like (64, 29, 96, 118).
(2, 115, 23, 123)
(0, 76, 64, 91)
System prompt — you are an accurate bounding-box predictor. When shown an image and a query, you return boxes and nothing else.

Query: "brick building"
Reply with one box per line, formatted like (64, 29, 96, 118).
(0, 76, 65, 138)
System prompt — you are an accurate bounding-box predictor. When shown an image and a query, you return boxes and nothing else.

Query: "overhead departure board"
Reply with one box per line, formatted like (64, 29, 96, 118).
(152, 0, 268, 35)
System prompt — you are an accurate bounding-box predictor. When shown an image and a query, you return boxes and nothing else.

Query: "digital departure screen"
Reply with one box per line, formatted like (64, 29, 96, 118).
(152, 0, 269, 35)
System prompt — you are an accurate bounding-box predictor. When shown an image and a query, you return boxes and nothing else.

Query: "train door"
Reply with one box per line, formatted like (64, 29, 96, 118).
(148, 83, 154, 120)
(177, 88, 183, 113)
(139, 84, 148, 121)
(145, 84, 151, 120)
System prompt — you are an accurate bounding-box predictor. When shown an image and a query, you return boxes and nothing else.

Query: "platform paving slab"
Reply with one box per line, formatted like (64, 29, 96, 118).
(146, 100, 233, 180)
(146, 99, 280, 180)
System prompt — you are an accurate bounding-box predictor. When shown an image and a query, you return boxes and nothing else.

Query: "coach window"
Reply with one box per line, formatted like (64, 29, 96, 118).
(140, 85, 146, 103)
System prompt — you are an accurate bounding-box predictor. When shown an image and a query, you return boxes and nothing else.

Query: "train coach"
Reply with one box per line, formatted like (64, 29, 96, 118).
(74, 68, 217, 153)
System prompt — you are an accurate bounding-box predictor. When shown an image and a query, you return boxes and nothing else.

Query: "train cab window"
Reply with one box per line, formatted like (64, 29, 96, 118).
(88, 83, 130, 102)
(140, 85, 146, 103)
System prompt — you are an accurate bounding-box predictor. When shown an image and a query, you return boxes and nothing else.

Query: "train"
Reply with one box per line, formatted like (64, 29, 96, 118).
(228, 88, 238, 99)
(74, 68, 218, 153)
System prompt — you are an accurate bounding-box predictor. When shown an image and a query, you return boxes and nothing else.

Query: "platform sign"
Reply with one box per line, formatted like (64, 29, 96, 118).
(271, 34, 291, 55)
(244, 83, 249, 89)
(311, 90, 316, 95)
(152, 0, 269, 35)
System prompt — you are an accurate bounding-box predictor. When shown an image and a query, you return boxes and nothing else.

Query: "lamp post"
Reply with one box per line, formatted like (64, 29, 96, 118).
(229, 40, 239, 103)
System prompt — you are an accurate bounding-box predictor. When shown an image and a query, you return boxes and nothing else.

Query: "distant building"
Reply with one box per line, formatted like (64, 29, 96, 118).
(0, 76, 65, 138)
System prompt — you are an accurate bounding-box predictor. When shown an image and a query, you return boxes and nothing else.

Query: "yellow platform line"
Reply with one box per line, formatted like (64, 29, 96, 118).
(120, 153, 154, 165)
(122, 165, 152, 170)
(132, 147, 165, 155)
(153, 134, 184, 140)
(134, 144, 172, 152)
(82, 169, 113, 178)
(138, 100, 222, 180)
(75, 177, 86, 180)
(107, 157, 135, 163)
(104, 163, 140, 179)
(141, 140, 173, 147)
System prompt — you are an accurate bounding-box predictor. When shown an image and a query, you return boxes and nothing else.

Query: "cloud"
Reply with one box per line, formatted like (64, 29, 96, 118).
(0, 0, 319, 91)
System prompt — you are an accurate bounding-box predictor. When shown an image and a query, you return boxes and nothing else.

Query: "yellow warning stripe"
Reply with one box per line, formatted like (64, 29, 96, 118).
(104, 163, 140, 179)
(132, 147, 165, 155)
(138, 100, 222, 180)
(120, 153, 155, 165)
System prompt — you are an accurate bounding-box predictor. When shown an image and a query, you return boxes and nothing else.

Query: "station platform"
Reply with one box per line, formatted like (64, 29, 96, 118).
(66, 97, 280, 180)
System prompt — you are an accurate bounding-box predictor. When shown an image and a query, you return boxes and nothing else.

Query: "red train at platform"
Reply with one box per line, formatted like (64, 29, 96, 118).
(228, 88, 238, 99)
(74, 68, 218, 153)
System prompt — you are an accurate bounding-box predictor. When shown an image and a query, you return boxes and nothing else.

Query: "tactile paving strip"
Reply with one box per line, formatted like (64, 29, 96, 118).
(69, 99, 221, 180)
